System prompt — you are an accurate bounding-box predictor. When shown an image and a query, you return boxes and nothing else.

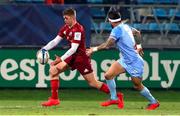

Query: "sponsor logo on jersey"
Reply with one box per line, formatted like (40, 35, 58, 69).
(74, 32, 81, 40)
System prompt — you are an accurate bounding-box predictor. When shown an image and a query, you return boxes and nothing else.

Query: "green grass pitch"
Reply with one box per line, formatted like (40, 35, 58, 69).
(0, 89, 180, 115)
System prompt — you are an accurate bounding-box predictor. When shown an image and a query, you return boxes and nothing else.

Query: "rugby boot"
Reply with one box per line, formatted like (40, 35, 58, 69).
(101, 99, 119, 107)
(101, 92, 124, 109)
(117, 92, 124, 109)
(41, 97, 60, 107)
(146, 101, 160, 110)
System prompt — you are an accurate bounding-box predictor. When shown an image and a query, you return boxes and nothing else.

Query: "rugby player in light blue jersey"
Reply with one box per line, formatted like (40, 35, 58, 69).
(87, 10, 159, 110)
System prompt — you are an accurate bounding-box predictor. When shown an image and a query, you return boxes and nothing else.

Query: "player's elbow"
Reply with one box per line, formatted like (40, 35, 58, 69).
(137, 30, 141, 34)
(70, 49, 77, 54)
(136, 30, 141, 37)
(133, 30, 141, 36)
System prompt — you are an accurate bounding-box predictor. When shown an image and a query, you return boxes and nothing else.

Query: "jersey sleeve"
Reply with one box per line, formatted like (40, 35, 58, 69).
(109, 27, 122, 41)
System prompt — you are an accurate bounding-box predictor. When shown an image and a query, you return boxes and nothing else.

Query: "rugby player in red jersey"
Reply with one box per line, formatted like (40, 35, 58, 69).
(40, 8, 124, 107)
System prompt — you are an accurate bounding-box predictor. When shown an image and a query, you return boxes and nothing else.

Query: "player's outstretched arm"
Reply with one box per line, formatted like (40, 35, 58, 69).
(43, 35, 63, 51)
(61, 43, 79, 60)
(50, 43, 79, 66)
(37, 35, 63, 65)
(95, 37, 115, 51)
(86, 38, 115, 56)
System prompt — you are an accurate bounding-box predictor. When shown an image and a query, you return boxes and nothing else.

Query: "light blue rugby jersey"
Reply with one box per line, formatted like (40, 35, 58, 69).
(110, 23, 140, 64)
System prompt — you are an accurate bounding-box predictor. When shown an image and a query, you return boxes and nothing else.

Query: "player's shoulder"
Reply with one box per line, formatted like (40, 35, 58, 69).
(60, 24, 68, 31)
(116, 23, 130, 31)
(64, 24, 69, 29)
(112, 24, 123, 32)
(74, 22, 84, 32)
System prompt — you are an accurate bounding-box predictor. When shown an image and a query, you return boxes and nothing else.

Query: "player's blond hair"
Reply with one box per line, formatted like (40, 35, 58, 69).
(63, 8, 76, 17)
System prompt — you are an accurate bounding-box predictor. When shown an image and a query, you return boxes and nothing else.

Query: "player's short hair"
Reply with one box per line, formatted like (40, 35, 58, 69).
(108, 10, 121, 23)
(63, 8, 76, 17)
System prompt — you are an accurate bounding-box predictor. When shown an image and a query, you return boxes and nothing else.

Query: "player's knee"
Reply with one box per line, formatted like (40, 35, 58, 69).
(133, 85, 138, 90)
(49, 66, 59, 76)
(104, 73, 113, 80)
(133, 84, 143, 91)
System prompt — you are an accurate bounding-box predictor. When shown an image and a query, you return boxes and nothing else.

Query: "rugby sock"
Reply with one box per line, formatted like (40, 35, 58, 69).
(100, 83, 110, 94)
(140, 86, 157, 104)
(51, 79, 59, 99)
(106, 79, 118, 100)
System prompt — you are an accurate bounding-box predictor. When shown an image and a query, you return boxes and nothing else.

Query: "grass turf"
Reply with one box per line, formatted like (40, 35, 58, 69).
(0, 89, 180, 115)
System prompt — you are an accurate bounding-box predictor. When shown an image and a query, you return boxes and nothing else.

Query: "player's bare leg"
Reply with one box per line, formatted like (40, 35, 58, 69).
(131, 77, 160, 110)
(83, 72, 110, 94)
(41, 61, 69, 107)
(101, 61, 125, 109)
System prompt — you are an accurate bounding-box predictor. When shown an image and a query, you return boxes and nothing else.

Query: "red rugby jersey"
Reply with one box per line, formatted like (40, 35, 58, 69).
(58, 22, 86, 55)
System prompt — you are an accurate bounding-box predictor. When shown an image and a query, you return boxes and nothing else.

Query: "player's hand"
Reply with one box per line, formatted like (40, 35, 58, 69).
(137, 48, 144, 57)
(86, 48, 93, 56)
(51, 55, 62, 66)
(41, 49, 47, 54)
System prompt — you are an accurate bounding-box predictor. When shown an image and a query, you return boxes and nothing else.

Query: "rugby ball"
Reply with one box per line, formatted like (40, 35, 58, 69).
(37, 49, 49, 65)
